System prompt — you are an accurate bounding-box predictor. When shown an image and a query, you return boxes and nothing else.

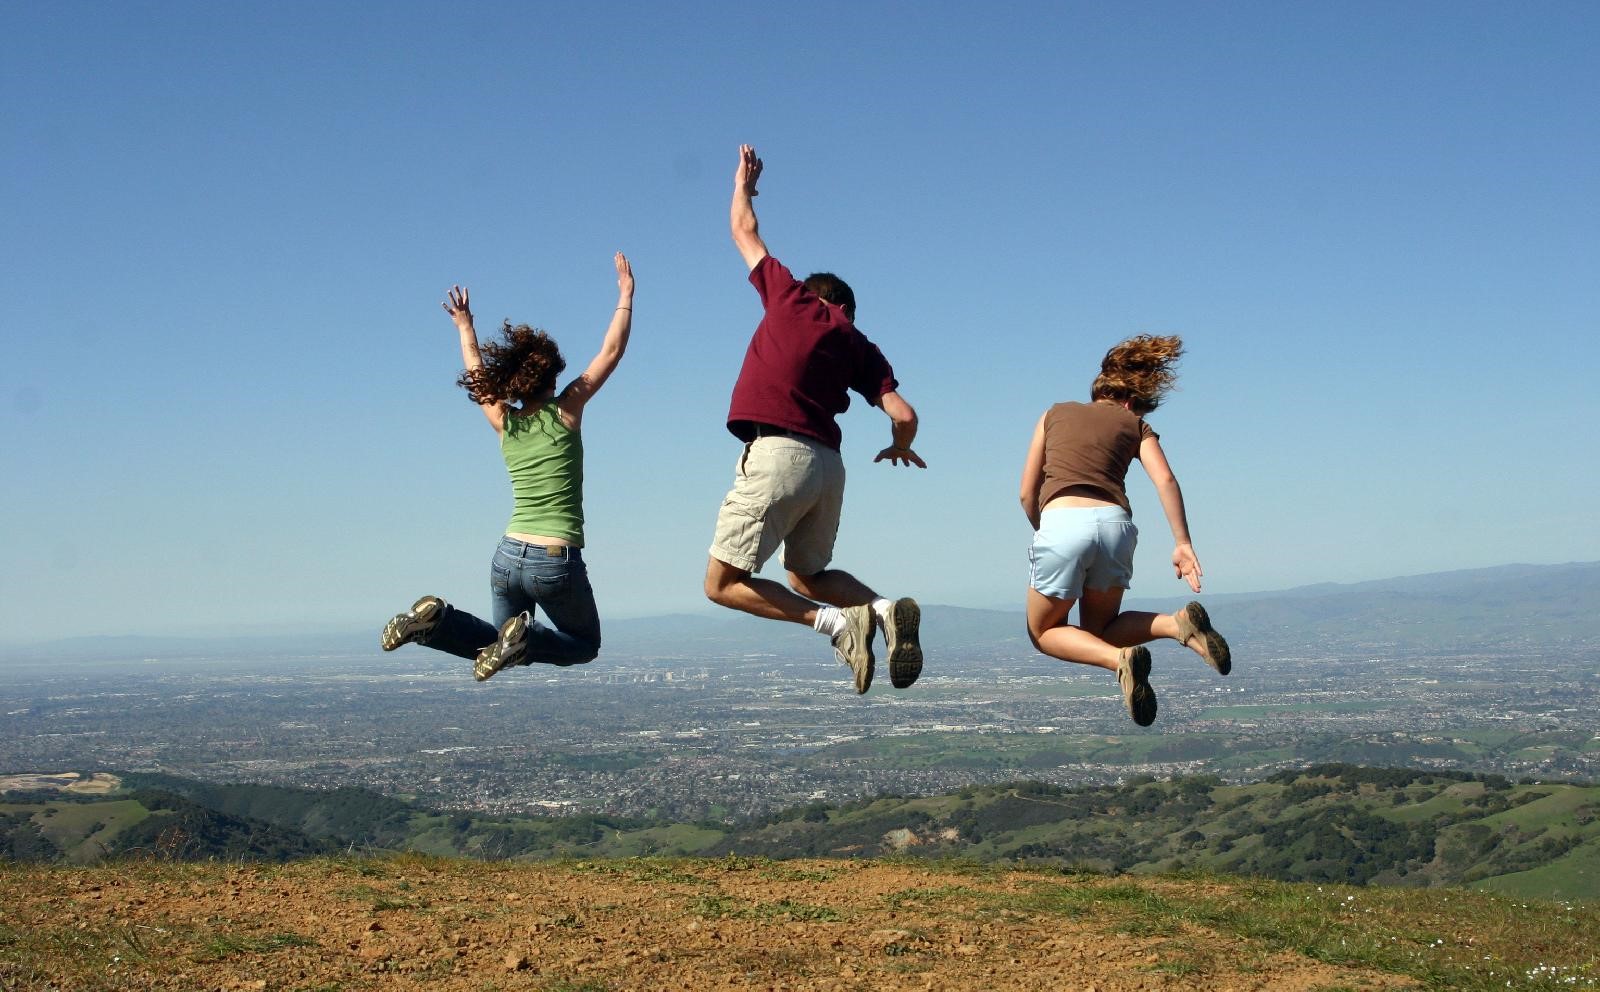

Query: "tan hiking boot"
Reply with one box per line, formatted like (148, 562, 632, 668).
(1117, 646, 1157, 727)
(381, 596, 445, 651)
(1175, 601, 1231, 675)
(474, 612, 528, 682)
(882, 597, 922, 689)
(832, 604, 876, 694)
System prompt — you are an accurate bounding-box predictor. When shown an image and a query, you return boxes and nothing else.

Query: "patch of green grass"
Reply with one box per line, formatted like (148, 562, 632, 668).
(932, 867, 1600, 991)
(685, 893, 844, 922)
(561, 856, 709, 885)
(757, 900, 843, 922)
(331, 880, 424, 912)
(326, 856, 391, 877)
(194, 929, 315, 962)
(1148, 876, 1599, 992)
(8, 925, 121, 980)
(1474, 837, 1600, 902)
(332, 883, 386, 902)
(990, 878, 1182, 933)
(687, 894, 738, 918)
(1484, 786, 1596, 829)
(756, 863, 842, 882)
(880, 885, 979, 910)
(1151, 957, 1204, 977)
(893, 855, 1005, 880)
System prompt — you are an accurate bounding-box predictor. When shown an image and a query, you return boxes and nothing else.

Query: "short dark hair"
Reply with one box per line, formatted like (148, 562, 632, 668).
(803, 272, 855, 321)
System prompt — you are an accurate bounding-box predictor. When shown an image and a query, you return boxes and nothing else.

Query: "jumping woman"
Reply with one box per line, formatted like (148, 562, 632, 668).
(381, 253, 634, 681)
(1019, 334, 1230, 726)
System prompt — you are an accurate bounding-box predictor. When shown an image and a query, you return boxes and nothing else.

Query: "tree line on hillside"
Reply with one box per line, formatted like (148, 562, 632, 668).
(1, 764, 1594, 901)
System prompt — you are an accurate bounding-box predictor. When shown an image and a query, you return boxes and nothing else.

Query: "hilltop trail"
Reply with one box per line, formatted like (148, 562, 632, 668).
(1, 859, 1412, 991)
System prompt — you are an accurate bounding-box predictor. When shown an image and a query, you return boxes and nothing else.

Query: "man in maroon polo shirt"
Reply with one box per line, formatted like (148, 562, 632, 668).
(703, 144, 927, 694)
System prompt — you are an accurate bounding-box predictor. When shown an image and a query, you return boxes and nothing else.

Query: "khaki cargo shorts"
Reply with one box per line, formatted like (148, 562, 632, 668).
(709, 435, 845, 575)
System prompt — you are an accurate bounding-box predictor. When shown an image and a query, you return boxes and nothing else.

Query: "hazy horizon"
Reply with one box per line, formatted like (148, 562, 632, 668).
(4, 558, 1595, 651)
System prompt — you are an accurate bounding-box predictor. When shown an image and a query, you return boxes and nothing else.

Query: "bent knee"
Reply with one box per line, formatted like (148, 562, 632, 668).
(785, 570, 823, 596)
(705, 558, 751, 606)
(704, 577, 738, 607)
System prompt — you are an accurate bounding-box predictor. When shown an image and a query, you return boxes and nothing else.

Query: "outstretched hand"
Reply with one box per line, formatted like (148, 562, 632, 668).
(874, 446, 927, 469)
(443, 285, 472, 327)
(614, 252, 633, 295)
(735, 144, 763, 196)
(1173, 543, 1203, 593)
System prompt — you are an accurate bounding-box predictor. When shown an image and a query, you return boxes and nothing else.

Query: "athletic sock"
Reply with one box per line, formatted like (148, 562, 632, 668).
(871, 597, 894, 630)
(813, 606, 847, 638)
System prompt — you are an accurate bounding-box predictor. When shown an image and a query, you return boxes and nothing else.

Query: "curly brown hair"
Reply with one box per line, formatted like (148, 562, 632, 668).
(1089, 334, 1183, 415)
(457, 322, 567, 406)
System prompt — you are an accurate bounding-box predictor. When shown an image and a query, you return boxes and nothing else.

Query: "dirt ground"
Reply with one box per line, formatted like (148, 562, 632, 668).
(0, 858, 1414, 991)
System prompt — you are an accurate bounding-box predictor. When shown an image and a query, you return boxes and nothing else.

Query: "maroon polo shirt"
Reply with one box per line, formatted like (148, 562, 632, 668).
(726, 255, 898, 452)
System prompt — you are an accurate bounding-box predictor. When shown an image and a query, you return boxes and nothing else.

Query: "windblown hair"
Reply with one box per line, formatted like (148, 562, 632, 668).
(1089, 334, 1184, 415)
(457, 321, 567, 406)
(803, 272, 856, 321)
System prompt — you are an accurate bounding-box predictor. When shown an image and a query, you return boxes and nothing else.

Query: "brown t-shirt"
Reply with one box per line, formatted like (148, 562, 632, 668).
(1037, 401, 1157, 513)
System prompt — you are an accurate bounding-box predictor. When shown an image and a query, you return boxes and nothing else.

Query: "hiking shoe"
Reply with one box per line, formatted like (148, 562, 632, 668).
(1117, 646, 1157, 727)
(882, 597, 923, 689)
(381, 596, 445, 651)
(475, 612, 528, 682)
(1174, 601, 1231, 675)
(832, 604, 876, 694)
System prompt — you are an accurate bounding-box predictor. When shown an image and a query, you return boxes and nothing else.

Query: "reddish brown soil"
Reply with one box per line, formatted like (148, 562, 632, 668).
(0, 859, 1413, 990)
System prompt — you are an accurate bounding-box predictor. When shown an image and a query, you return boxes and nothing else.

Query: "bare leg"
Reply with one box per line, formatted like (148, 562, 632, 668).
(1099, 610, 1181, 647)
(787, 568, 877, 608)
(1026, 588, 1120, 672)
(1088, 594, 1219, 670)
(704, 557, 818, 626)
(1095, 606, 1208, 661)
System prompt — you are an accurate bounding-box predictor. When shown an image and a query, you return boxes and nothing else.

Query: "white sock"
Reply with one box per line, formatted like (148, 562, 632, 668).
(813, 606, 846, 638)
(871, 597, 894, 629)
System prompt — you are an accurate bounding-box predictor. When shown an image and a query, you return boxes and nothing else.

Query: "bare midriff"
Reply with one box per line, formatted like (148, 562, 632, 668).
(506, 532, 572, 547)
(1042, 484, 1120, 512)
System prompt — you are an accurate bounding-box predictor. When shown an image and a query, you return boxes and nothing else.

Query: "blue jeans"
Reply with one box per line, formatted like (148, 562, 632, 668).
(423, 538, 602, 666)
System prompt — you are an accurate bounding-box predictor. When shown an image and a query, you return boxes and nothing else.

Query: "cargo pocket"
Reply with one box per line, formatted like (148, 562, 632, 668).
(712, 491, 769, 572)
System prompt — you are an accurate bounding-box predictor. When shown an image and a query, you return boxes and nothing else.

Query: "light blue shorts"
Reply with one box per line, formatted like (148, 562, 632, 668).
(1028, 506, 1138, 600)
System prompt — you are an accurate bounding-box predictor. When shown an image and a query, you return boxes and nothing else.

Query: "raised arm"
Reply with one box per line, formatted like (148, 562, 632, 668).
(444, 285, 508, 433)
(558, 252, 635, 423)
(872, 390, 926, 468)
(730, 144, 769, 270)
(1019, 413, 1047, 529)
(1138, 435, 1202, 592)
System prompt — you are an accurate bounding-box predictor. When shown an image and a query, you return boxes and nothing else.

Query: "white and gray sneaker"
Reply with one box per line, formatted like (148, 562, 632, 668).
(474, 612, 528, 682)
(882, 597, 922, 689)
(381, 596, 445, 651)
(832, 604, 876, 694)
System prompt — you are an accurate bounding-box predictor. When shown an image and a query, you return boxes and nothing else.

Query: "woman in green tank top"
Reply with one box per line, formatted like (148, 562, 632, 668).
(380, 253, 634, 681)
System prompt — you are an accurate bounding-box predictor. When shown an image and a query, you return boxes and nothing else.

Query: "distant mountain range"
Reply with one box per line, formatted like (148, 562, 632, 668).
(6, 561, 1597, 662)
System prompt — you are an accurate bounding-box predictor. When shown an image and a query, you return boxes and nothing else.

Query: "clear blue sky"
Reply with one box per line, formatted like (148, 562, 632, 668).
(3, 2, 1597, 643)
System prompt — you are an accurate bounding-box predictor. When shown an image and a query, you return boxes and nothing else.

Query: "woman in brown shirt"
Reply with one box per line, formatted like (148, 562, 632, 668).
(1018, 335, 1231, 727)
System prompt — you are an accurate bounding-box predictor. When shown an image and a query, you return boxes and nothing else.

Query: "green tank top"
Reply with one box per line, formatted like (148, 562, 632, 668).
(501, 402, 584, 545)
